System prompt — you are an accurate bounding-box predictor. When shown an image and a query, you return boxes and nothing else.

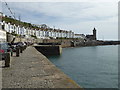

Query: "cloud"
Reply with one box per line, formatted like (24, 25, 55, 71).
(4, 2, 117, 19)
(2, 2, 118, 40)
(3, 0, 120, 2)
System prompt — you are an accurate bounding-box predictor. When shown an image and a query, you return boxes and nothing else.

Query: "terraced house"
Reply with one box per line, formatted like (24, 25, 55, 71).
(0, 12, 75, 40)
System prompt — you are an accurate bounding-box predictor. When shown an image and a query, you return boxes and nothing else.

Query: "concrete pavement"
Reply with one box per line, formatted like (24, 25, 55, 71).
(2, 46, 82, 88)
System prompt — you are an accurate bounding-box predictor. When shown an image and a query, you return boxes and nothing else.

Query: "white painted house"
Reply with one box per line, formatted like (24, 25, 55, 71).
(1, 20, 76, 39)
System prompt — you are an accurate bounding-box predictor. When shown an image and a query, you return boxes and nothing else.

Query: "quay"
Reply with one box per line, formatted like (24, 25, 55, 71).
(34, 44, 62, 56)
(2, 46, 82, 88)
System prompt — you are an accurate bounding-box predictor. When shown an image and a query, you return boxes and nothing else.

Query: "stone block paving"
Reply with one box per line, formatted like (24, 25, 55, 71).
(2, 46, 82, 88)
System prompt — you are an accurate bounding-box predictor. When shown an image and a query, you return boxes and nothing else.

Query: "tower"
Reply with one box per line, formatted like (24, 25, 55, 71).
(93, 27, 96, 40)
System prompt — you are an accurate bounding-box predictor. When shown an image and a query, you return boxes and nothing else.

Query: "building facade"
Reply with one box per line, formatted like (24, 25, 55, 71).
(0, 20, 75, 39)
(86, 28, 97, 41)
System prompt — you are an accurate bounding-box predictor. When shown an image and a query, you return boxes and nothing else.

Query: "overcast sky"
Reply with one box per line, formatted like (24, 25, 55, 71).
(1, 1, 118, 40)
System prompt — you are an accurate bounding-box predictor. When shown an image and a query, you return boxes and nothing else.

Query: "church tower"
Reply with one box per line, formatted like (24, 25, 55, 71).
(93, 27, 96, 40)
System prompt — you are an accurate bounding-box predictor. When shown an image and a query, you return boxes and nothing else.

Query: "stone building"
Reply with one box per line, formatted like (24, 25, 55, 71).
(86, 28, 97, 40)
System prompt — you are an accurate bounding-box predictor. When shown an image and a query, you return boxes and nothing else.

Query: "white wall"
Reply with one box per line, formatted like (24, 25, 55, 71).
(2, 21, 75, 39)
(0, 29, 6, 42)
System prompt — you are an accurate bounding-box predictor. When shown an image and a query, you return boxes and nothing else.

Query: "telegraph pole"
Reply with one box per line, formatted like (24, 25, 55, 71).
(19, 14, 21, 42)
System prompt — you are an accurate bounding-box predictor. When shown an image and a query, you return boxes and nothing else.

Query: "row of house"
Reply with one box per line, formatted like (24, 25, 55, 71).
(0, 21, 76, 39)
(0, 12, 87, 40)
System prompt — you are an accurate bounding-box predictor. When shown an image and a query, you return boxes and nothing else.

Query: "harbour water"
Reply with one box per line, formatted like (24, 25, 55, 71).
(47, 45, 118, 88)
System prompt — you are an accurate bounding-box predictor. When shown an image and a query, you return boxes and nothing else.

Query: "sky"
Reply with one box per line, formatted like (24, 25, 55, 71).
(1, 0, 119, 40)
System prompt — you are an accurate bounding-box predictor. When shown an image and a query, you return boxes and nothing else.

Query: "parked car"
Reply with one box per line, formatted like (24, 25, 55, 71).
(0, 43, 11, 60)
(11, 43, 18, 52)
(17, 42, 27, 47)
(11, 42, 27, 52)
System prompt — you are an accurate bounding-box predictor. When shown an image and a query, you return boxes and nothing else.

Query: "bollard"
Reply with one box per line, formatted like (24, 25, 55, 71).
(11, 51, 13, 56)
(24, 46, 26, 50)
(20, 46, 23, 53)
(23, 46, 26, 51)
(25, 46, 26, 50)
(10, 48, 13, 56)
(5, 53, 10, 67)
(26, 46, 27, 49)
(16, 46, 20, 57)
(23, 46, 25, 51)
